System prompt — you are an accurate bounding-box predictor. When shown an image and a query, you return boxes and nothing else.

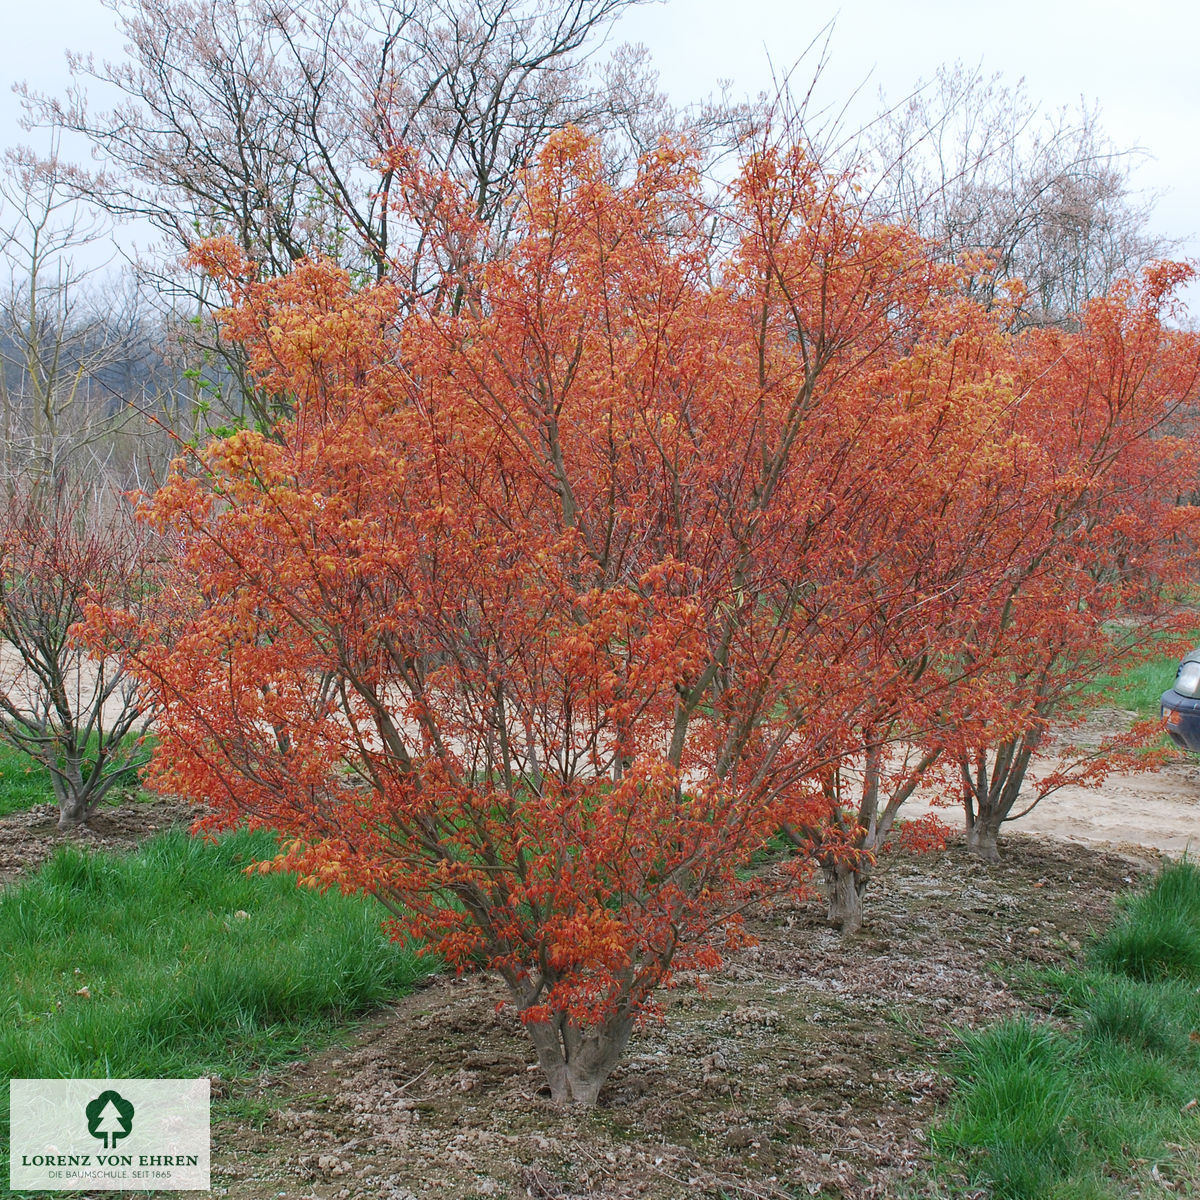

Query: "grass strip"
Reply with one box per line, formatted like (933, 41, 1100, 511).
(0, 743, 56, 817)
(0, 827, 435, 1192)
(931, 860, 1200, 1198)
(1078, 634, 1200, 723)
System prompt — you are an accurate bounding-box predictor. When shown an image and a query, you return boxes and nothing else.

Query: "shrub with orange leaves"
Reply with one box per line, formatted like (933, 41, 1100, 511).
(95, 129, 1200, 1103)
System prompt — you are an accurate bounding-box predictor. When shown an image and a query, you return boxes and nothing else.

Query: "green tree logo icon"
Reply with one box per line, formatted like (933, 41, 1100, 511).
(85, 1090, 135, 1149)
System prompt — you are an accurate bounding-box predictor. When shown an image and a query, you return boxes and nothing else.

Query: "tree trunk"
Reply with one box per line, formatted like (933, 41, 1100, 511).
(961, 735, 1040, 863)
(524, 1011, 635, 1107)
(965, 814, 1001, 862)
(53, 756, 90, 830)
(56, 792, 89, 830)
(823, 860, 871, 934)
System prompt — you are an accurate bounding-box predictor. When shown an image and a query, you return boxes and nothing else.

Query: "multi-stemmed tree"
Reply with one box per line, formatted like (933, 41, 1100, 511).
(0, 482, 159, 829)
(89, 128, 1200, 1102)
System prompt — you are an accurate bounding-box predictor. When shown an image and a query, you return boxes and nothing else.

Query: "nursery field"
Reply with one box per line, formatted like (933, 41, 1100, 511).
(4, 724, 1200, 1198)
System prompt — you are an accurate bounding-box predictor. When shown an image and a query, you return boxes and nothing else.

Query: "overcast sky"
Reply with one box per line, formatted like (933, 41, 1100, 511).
(613, 0, 1200, 317)
(614, 1, 1197, 225)
(2, 0, 1197, 316)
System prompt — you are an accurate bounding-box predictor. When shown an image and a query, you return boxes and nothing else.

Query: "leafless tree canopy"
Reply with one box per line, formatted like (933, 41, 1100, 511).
(865, 64, 1170, 326)
(0, 144, 175, 492)
(24, 0, 745, 276)
(13, 14, 1173, 434)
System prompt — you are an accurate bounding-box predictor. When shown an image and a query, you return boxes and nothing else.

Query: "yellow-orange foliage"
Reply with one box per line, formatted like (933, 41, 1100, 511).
(96, 131, 1200, 1103)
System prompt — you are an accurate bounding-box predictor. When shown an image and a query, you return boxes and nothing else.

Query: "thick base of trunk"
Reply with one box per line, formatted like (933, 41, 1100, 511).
(525, 1013, 634, 1107)
(966, 819, 1001, 863)
(57, 800, 88, 830)
(823, 861, 871, 934)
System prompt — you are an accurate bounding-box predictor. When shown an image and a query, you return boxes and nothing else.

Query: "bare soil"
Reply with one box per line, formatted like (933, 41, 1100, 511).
(0, 796, 197, 886)
(2, 707, 1194, 1198)
(212, 837, 1143, 1200)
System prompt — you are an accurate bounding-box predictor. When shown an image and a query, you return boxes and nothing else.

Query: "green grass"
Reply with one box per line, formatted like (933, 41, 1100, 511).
(0, 742, 56, 816)
(930, 860, 1200, 1198)
(0, 828, 436, 1191)
(1092, 858, 1200, 980)
(1079, 636, 1200, 722)
(936, 1019, 1085, 1198)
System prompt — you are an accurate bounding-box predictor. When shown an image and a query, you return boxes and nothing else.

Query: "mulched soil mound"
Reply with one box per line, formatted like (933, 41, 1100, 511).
(0, 796, 199, 885)
(210, 834, 1155, 1200)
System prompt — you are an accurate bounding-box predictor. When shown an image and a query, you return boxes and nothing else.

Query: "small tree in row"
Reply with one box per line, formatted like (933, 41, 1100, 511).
(947, 265, 1200, 859)
(0, 482, 159, 828)
(806, 264, 1200, 923)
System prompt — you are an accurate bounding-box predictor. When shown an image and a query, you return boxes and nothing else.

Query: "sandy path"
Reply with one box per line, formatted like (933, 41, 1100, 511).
(0, 641, 152, 729)
(907, 751, 1200, 859)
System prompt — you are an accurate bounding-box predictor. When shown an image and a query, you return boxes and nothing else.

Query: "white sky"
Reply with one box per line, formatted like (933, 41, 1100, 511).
(612, 0, 1200, 317)
(1, 0, 1197, 315)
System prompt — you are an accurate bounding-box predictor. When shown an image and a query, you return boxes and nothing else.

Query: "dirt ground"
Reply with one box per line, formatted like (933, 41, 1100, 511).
(208, 835, 1146, 1200)
(0, 796, 197, 886)
(2, 708, 1194, 1199)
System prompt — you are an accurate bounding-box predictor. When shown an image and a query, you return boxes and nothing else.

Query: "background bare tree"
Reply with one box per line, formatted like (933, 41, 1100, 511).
(33, 0, 677, 268)
(22, 0, 753, 427)
(0, 141, 178, 491)
(865, 64, 1170, 326)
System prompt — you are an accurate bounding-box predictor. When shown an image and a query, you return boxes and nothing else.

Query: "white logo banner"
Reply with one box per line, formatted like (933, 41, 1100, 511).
(10, 1079, 210, 1191)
